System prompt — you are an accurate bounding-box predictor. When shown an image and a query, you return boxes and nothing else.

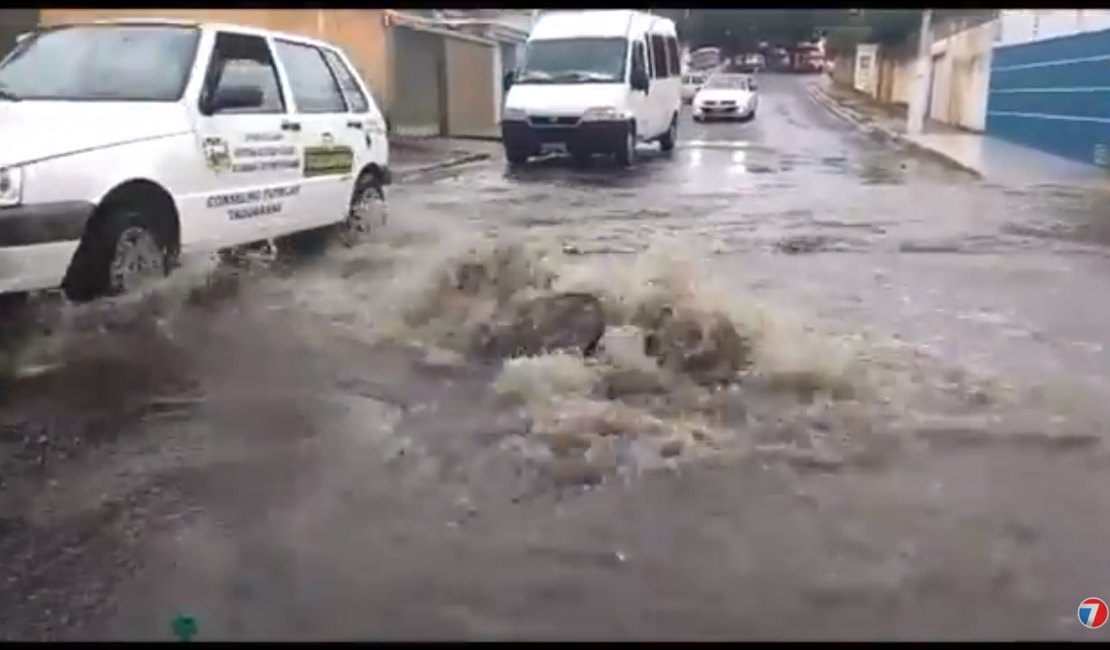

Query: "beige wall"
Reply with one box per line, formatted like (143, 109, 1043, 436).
(927, 20, 994, 132)
(39, 9, 388, 104)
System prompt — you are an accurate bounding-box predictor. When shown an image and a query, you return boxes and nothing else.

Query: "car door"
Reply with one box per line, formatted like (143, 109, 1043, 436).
(627, 40, 650, 141)
(319, 47, 385, 188)
(271, 38, 355, 232)
(192, 30, 305, 249)
(646, 32, 669, 137)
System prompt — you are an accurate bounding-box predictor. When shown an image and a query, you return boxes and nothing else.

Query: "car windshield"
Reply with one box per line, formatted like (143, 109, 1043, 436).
(0, 25, 200, 101)
(705, 75, 748, 90)
(516, 37, 627, 84)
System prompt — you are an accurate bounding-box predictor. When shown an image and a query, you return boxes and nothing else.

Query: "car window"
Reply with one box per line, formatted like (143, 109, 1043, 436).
(630, 41, 647, 82)
(321, 48, 370, 113)
(203, 32, 285, 114)
(273, 39, 347, 114)
(649, 34, 667, 79)
(665, 36, 680, 78)
(0, 25, 199, 102)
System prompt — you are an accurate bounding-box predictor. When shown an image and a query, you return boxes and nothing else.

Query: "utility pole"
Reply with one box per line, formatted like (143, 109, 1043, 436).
(907, 9, 933, 136)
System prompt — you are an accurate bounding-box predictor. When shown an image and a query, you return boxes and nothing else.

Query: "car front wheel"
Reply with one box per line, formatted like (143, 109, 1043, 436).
(63, 205, 170, 302)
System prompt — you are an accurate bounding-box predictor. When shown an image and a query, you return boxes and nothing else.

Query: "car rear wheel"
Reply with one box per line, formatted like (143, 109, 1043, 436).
(340, 177, 387, 247)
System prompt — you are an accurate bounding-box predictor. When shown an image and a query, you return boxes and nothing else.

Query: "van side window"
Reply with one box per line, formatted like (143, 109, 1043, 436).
(321, 48, 370, 114)
(649, 34, 668, 79)
(665, 36, 680, 78)
(202, 32, 285, 114)
(630, 41, 647, 82)
(273, 39, 347, 114)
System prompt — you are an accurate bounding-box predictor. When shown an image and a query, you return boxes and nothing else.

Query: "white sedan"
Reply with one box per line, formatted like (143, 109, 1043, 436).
(692, 74, 758, 122)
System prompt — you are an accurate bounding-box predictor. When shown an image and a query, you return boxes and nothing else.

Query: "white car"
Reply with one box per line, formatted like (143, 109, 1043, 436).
(692, 73, 758, 122)
(500, 10, 682, 167)
(681, 72, 706, 103)
(0, 19, 390, 301)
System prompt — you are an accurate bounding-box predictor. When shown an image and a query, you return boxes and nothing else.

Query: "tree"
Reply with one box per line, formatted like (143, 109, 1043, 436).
(678, 9, 922, 53)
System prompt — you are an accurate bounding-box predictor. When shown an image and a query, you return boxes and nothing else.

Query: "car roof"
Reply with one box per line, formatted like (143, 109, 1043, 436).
(39, 18, 341, 52)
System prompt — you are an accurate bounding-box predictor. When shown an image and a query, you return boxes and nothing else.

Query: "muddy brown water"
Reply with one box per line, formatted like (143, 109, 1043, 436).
(2, 75, 1110, 640)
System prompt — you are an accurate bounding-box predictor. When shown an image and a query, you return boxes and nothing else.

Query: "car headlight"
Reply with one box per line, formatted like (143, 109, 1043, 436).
(0, 167, 23, 207)
(581, 106, 626, 122)
(502, 107, 527, 121)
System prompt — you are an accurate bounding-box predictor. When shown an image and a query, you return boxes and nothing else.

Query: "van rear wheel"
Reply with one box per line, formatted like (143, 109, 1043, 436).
(659, 115, 678, 152)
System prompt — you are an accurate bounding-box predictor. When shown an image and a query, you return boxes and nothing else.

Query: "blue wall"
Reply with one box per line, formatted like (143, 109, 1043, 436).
(986, 28, 1110, 167)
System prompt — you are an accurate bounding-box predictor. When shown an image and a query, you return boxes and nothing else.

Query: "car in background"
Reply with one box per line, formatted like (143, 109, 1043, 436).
(692, 73, 758, 122)
(681, 71, 707, 103)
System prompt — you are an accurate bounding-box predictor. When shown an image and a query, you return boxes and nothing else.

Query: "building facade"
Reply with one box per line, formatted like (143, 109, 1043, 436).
(986, 9, 1110, 166)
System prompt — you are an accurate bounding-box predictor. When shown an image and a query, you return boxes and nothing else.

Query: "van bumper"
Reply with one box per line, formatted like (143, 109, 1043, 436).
(0, 201, 92, 294)
(501, 119, 630, 156)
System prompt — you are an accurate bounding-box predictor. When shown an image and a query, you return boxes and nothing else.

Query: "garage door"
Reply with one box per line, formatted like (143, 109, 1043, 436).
(389, 26, 444, 137)
(444, 37, 498, 139)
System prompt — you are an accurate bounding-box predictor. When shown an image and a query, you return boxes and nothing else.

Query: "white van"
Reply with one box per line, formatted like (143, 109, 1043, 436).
(500, 10, 681, 166)
(0, 19, 390, 301)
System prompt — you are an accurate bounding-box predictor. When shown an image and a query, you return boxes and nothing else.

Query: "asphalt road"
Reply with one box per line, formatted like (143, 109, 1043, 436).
(2, 74, 1110, 641)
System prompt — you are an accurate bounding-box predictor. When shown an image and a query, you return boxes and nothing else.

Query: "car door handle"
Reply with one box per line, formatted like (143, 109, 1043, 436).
(281, 120, 301, 132)
(346, 120, 363, 129)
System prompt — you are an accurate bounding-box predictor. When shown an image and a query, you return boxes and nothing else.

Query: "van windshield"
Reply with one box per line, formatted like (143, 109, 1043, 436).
(516, 37, 627, 84)
(0, 25, 200, 102)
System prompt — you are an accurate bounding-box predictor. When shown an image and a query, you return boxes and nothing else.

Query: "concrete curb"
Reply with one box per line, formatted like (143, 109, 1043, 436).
(806, 83, 982, 179)
(394, 152, 492, 181)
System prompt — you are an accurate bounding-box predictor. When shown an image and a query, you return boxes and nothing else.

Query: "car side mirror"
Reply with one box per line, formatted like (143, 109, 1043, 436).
(749, 79, 758, 90)
(209, 84, 264, 114)
(502, 70, 515, 93)
(631, 68, 649, 93)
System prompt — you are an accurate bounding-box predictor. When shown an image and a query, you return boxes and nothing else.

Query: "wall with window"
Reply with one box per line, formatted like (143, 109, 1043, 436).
(986, 17, 1110, 167)
(38, 9, 388, 106)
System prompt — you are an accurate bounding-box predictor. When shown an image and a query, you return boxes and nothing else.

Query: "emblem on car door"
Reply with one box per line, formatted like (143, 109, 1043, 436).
(201, 136, 231, 173)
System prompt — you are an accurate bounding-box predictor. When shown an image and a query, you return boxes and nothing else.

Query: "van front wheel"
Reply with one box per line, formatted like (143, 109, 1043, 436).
(505, 147, 530, 166)
(614, 123, 636, 167)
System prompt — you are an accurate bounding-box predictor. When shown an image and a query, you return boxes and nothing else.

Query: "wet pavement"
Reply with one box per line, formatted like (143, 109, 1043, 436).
(3, 74, 1110, 640)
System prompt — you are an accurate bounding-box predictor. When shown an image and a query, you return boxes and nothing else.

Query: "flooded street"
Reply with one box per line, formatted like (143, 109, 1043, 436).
(3, 74, 1110, 640)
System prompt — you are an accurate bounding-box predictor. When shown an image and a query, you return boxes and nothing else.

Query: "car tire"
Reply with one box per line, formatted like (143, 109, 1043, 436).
(659, 115, 678, 152)
(505, 147, 529, 166)
(63, 205, 170, 302)
(339, 176, 387, 248)
(614, 122, 636, 168)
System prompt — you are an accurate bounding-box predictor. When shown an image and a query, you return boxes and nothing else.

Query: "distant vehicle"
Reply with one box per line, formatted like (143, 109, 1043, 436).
(681, 71, 707, 103)
(0, 19, 390, 300)
(500, 10, 682, 167)
(692, 73, 758, 123)
(688, 46, 722, 71)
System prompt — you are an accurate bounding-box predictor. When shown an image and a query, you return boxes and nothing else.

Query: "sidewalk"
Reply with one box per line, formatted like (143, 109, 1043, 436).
(390, 136, 500, 181)
(807, 76, 1110, 188)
